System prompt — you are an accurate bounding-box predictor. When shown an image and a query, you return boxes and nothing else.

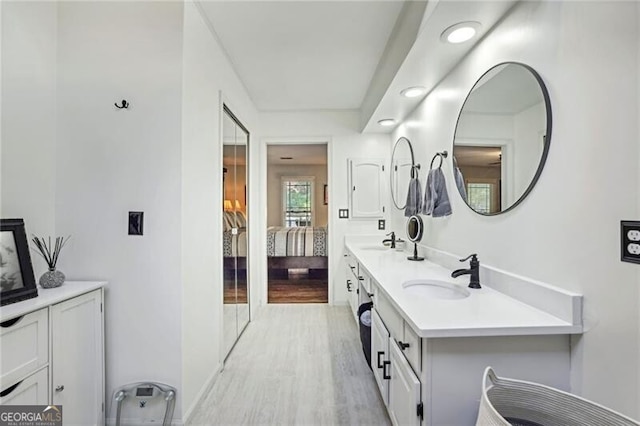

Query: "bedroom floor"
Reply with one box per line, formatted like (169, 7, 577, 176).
(188, 304, 390, 425)
(267, 269, 328, 303)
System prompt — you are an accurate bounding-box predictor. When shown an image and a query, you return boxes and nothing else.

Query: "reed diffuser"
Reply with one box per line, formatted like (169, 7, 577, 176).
(31, 236, 70, 288)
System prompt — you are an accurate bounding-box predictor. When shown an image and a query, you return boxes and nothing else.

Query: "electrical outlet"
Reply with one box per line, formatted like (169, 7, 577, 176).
(628, 230, 640, 241)
(378, 219, 385, 230)
(621, 221, 640, 264)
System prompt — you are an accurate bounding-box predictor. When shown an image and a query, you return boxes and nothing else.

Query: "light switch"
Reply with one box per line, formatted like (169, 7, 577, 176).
(129, 211, 144, 235)
(338, 209, 349, 219)
(378, 219, 385, 230)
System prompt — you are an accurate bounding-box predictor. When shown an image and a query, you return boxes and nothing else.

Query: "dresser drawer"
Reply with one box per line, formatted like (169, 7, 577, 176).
(1, 308, 49, 387)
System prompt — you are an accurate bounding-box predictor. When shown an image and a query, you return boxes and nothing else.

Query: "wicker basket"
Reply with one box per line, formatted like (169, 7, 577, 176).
(476, 367, 640, 426)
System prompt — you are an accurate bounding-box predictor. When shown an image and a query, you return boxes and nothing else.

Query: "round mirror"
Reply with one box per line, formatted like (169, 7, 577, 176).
(407, 215, 423, 242)
(452, 62, 552, 215)
(390, 137, 418, 210)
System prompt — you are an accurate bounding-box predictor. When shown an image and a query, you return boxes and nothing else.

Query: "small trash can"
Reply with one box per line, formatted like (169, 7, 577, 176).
(358, 302, 373, 370)
(477, 367, 640, 426)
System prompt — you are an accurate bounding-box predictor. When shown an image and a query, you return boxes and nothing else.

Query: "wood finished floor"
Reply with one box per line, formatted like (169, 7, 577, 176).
(188, 304, 391, 426)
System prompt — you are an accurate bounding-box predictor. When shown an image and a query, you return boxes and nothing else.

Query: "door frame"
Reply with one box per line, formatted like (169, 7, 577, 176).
(261, 137, 333, 305)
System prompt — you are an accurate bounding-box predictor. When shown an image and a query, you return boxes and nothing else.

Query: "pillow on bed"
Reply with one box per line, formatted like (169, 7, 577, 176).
(223, 211, 246, 231)
(235, 211, 247, 228)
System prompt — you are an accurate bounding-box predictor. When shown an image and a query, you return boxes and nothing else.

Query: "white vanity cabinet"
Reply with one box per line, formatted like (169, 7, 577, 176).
(388, 340, 421, 426)
(0, 282, 106, 425)
(372, 291, 423, 426)
(51, 290, 104, 425)
(348, 158, 386, 219)
(371, 309, 390, 405)
(368, 276, 573, 425)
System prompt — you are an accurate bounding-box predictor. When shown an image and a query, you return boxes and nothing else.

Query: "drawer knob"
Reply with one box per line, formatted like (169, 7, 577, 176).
(55, 385, 64, 392)
(398, 341, 410, 350)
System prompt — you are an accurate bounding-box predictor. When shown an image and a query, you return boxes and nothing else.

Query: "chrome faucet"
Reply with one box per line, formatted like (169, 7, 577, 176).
(451, 253, 481, 289)
(382, 232, 396, 249)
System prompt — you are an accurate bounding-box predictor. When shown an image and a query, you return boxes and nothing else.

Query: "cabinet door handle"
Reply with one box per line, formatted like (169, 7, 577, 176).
(358, 276, 364, 281)
(367, 292, 374, 298)
(55, 385, 64, 392)
(0, 316, 24, 328)
(376, 351, 384, 368)
(346, 280, 352, 292)
(383, 361, 391, 380)
(0, 381, 23, 397)
(349, 266, 355, 270)
(397, 340, 410, 350)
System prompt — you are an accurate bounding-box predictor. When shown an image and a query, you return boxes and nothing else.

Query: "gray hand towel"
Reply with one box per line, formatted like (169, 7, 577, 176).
(404, 177, 422, 217)
(454, 167, 467, 202)
(421, 168, 452, 217)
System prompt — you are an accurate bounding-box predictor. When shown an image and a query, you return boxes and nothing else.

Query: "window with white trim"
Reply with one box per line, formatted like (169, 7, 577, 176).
(282, 177, 314, 227)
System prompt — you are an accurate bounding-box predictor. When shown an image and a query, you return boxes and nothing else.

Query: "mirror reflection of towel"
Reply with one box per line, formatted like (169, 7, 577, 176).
(454, 167, 467, 202)
(404, 178, 422, 217)
(421, 168, 452, 217)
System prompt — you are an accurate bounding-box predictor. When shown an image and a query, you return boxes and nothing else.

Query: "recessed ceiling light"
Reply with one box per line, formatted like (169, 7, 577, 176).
(400, 86, 426, 98)
(377, 119, 396, 127)
(441, 22, 481, 44)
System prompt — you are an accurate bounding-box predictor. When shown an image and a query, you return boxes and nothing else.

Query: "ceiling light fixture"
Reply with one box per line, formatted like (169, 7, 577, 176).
(400, 86, 426, 98)
(377, 119, 396, 127)
(441, 22, 481, 44)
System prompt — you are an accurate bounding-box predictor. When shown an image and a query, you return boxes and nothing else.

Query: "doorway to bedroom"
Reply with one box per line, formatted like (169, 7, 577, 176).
(266, 144, 328, 303)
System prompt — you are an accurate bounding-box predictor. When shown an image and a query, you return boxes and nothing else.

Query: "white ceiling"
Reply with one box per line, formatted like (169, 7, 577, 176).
(198, 0, 405, 111)
(267, 144, 327, 165)
(197, 0, 519, 132)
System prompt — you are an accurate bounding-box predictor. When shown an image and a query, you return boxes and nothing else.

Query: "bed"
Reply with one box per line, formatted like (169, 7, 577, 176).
(222, 211, 328, 270)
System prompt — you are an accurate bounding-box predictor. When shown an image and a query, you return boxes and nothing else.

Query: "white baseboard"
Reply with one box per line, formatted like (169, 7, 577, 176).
(182, 362, 222, 424)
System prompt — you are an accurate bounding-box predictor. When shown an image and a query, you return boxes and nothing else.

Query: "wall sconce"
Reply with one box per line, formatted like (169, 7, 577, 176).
(224, 200, 233, 211)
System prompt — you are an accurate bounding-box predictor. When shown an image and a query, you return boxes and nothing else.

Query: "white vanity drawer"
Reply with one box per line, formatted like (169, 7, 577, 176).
(0, 367, 49, 405)
(1, 308, 49, 387)
(402, 322, 421, 374)
(375, 291, 403, 341)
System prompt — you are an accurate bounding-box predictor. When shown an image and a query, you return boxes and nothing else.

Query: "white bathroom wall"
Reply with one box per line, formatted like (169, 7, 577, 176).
(181, 1, 260, 419)
(259, 111, 390, 305)
(391, 0, 639, 417)
(266, 163, 328, 227)
(54, 1, 185, 421)
(0, 1, 57, 276)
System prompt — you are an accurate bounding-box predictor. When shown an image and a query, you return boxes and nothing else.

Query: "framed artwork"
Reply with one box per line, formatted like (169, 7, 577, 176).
(323, 184, 328, 205)
(1, 219, 38, 306)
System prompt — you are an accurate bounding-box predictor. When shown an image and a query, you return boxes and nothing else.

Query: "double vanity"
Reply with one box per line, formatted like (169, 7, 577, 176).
(344, 237, 582, 425)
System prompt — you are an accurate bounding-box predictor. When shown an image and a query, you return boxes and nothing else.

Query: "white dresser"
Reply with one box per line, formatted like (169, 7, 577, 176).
(0, 281, 106, 426)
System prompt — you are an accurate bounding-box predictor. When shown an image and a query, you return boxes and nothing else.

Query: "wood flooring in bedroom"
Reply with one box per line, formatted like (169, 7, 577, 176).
(188, 304, 391, 426)
(268, 270, 328, 303)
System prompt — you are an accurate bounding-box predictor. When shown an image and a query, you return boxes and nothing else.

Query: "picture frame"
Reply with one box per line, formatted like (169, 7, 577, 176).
(1, 219, 38, 306)
(323, 184, 328, 205)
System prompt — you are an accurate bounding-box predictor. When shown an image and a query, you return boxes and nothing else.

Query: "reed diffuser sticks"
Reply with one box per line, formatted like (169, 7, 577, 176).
(31, 236, 70, 269)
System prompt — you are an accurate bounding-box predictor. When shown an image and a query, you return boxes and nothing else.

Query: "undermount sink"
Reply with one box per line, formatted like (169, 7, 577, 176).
(402, 279, 470, 300)
(360, 246, 390, 251)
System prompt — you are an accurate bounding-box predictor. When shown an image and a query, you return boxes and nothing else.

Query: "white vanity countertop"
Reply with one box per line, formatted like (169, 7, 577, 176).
(346, 238, 582, 338)
(0, 281, 107, 322)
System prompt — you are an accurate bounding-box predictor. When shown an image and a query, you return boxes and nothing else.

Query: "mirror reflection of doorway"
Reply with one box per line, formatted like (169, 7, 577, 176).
(266, 144, 329, 303)
(454, 145, 503, 214)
